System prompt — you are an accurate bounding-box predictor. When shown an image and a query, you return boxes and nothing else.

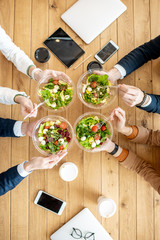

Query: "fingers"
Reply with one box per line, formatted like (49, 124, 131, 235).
(28, 103, 38, 118)
(110, 107, 125, 120)
(119, 84, 139, 95)
(93, 70, 106, 76)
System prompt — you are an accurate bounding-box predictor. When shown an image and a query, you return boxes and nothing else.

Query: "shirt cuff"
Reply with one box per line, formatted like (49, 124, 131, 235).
(114, 64, 126, 79)
(17, 161, 32, 177)
(13, 121, 25, 137)
(140, 95, 152, 107)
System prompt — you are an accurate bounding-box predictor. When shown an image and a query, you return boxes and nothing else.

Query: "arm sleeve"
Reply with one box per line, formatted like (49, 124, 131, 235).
(0, 165, 25, 196)
(0, 118, 18, 137)
(0, 26, 35, 75)
(0, 86, 27, 105)
(137, 94, 160, 114)
(120, 151, 160, 194)
(116, 35, 160, 77)
(126, 125, 160, 147)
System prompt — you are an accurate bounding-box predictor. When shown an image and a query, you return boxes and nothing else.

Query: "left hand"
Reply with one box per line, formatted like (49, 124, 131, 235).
(21, 120, 38, 137)
(119, 84, 144, 107)
(34, 69, 71, 83)
(15, 95, 38, 118)
(91, 138, 116, 153)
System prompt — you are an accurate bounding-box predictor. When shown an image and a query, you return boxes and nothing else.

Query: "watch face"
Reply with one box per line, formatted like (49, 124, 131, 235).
(87, 61, 103, 71)
(35, 47, 50, 63)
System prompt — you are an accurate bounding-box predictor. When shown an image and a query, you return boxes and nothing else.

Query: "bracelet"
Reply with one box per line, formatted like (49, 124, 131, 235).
(14, 93, 28, 104)
(27, 64, 35, 78)
(109, 144, 119, 155)
(31, 68, 42, 81)
(136, 91, 147, 107)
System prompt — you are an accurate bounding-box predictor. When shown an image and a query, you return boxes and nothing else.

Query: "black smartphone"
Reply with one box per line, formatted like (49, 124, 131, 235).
(43, 27, 85, 68)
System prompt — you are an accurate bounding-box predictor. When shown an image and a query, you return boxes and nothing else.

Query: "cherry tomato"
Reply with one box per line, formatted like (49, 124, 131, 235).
(91, 125, 98, 132)
(59, 145, 64, 150)
(93, 92, 98, 98)
(53, 80, 59, 85)
(95, 134, 100, 140)
(54, 140, 58, 146)
(101, 125, 106, 131)
(91, 81, 97, 88)
(60, 122, 67, 129)
(44, 126, 50, 129)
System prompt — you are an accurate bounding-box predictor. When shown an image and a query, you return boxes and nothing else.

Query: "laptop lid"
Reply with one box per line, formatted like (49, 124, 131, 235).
(50, 208, 113, 240)
(61, 0, 127, 44)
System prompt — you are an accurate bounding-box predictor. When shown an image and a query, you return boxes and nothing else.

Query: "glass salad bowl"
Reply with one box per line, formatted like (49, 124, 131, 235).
(77, 70, 117, 109)
(74, 112, 113, 152)
(37, 75, 75, 112)
(32, 115, 74, 156)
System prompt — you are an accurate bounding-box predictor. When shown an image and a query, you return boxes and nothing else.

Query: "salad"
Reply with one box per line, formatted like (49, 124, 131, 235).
(38, 120, 71, 154)
(38, 78, 73, 110)
(82, 74, 112, 105)
(75, 116, 111, 150)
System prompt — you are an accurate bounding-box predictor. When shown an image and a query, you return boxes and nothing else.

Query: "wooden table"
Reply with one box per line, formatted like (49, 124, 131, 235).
(0, 0, 160, 240)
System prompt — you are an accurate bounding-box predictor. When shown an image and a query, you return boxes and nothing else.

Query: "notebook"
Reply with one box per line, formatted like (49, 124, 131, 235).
(61, 0, 127, 44)
(50, 208, 113, 240)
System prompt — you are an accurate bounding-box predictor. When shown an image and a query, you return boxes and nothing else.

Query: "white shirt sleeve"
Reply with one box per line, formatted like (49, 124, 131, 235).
(0, 26, 35, 75)
(13, 121, 26, 137)
(0, 86, 27, 105)
(17, 161, 32, 177)
(114, 64, 127, 79)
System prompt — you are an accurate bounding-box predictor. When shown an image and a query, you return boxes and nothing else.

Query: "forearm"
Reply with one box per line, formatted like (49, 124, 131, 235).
(0, 86, 27, 105)
(0, 26, 35, 76)
(137, 94, 160, 114)
(115, 35, 160, 77)
(121, 124, 160, 146)
(104, 141, 160, 194)
(0, 118, 26, 137)
(121, 151, 160, 194)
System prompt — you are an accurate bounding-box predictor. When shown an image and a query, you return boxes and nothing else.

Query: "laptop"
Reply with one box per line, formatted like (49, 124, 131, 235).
(61, 0, 127, 44)
(50, 208, 113, 240)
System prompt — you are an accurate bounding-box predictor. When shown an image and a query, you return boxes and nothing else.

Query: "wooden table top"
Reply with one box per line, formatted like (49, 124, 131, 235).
(0, 0, 160, 240)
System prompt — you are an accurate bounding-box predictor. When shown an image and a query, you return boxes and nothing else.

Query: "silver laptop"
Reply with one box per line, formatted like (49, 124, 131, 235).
(61, 0, 127, 44)
(50, 208, 112, 240)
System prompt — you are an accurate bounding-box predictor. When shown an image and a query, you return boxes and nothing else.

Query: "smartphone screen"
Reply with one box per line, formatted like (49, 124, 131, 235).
(43, 27, 85, 68)
(37, 192, 64, 213)
(97, 42, 117, 62)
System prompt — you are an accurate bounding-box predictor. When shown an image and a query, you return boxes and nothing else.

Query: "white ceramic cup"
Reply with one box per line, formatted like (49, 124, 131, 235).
(97, 196, 117, 218)
(59, 162, 78, 182)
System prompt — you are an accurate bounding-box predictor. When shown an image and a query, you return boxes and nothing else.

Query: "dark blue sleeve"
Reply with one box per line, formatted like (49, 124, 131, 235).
(0, 118, 18, 137)
(0, 165, 25, 196)
(137, 94, 160, 114)
(117, 35, 160, 76)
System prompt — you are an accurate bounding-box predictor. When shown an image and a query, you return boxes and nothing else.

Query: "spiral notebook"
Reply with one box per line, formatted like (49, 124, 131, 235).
(50, 208, 112, 240)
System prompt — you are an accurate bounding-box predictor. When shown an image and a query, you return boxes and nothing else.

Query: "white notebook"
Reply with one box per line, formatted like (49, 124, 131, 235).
(50, 208, 113, 240)
(61, 0, 127, 44)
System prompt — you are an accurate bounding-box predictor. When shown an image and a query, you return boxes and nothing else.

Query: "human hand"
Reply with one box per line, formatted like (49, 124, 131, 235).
(15, 95, 38, 118)
(91, 138, 116, 152)
(33, 69, 71, 83)
(94, 67, 122, 84)
(21, 120, 38, 137)
(110, 107, 133, 135)
(119, 84, 144, 107)
(24, 150, 68, 172)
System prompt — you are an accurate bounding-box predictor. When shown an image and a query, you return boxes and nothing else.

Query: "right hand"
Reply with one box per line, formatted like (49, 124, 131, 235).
(24, 150, 67, 172)
(110, 107, 132, 135)
(119, 84, 144, 107)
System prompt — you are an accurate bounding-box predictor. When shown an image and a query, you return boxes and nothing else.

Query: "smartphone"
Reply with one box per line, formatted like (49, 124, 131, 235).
(34, 190, 66, 215)
(95, 40, 119, 64)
